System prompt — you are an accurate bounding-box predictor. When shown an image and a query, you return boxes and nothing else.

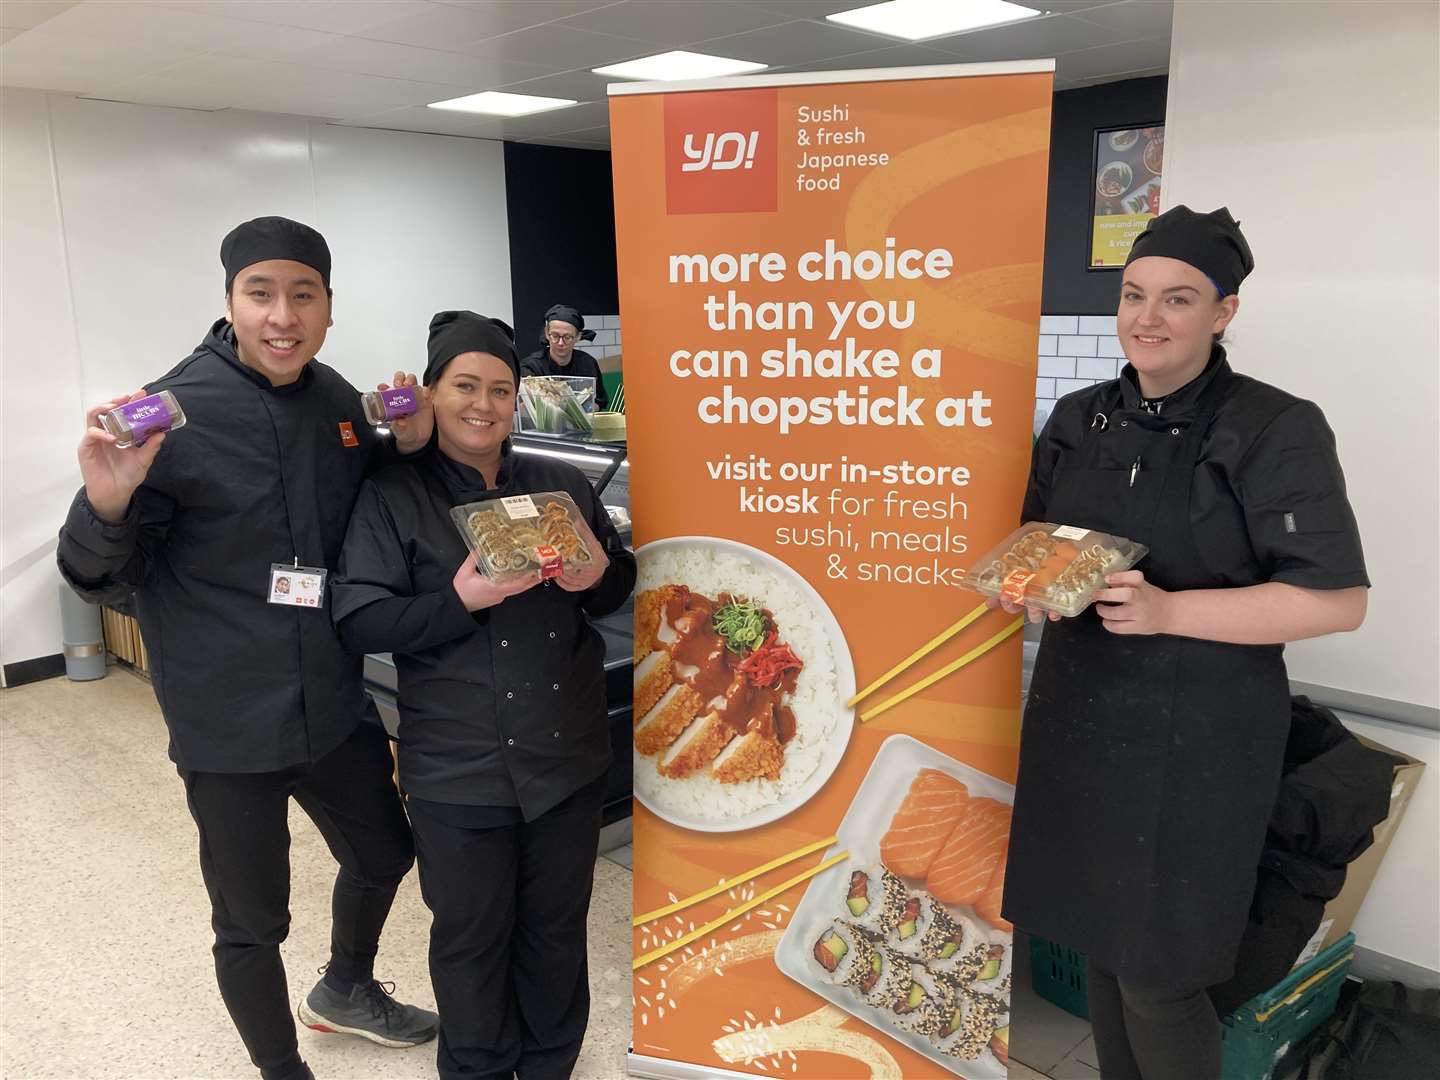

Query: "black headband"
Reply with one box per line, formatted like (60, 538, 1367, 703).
(1124, 205, 1254, 297)
(221, 216, 331, 292)
(425, 311, 519, 386)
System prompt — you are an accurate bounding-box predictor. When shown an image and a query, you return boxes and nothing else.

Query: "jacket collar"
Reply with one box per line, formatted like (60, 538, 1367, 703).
(1117, 344, 1229, 414)
(203, 318, 316, 394)
(429, 441, 516, 503)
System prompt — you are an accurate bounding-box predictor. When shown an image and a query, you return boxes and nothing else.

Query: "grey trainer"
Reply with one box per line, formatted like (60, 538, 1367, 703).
(298, 977, 438, 1048)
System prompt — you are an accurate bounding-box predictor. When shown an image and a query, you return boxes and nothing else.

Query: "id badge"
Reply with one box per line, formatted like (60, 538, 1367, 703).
(269, 564, 327, 608)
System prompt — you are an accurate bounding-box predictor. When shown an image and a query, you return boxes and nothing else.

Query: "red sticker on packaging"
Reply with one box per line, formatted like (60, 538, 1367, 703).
(1001, 568, 1036, 603)
(535, 544, 563, 580)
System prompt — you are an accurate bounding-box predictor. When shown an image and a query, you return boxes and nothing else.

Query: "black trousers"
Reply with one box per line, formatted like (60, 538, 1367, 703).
(406, 778, 605, 1080)
(180, 721, 415, 1079)
(1087, 958, 1222, 1080)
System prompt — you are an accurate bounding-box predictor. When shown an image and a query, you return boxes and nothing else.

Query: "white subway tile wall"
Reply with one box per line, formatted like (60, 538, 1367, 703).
(1033, 314, 1125, 435)
(583, 313, 622, 360)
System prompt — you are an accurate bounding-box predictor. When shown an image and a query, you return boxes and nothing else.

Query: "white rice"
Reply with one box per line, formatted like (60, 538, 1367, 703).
(635, 548, 841, 822)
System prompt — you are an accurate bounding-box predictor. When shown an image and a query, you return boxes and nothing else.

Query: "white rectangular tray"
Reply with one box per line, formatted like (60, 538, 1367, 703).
(773, 734, 1015, 1078)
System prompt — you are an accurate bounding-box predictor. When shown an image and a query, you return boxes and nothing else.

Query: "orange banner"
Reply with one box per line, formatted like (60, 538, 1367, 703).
(612, 62, 1052, 1079)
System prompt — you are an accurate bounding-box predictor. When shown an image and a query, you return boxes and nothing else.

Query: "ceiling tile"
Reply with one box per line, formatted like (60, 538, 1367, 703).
(429, 0, 622, 28)
(1055, 36, 1169, 82)
(19, 2, 297, 54)
(746, 1, 871, 16)
(454, 22, 653, 68)
(162, 1, 432, 35)
(129, 53, 477, 111)
(287, 34, 548, 88)
(0, 31, 196, 91)
(354, 0, 622, 49)
(555, 0, 789, 48)
(334, 104, 509, 137)
(694, 19, 899, 68)
(0, 28, 23, 44)
(0, 1, 78, 31)
(925, 13, 1131, 60)
(492, 67, 626, 103)
(775, 42, 965, 74)
(1073, 0, 1174, 40)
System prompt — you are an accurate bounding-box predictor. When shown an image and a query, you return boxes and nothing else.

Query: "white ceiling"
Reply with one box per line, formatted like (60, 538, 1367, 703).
(0, 1, 1173, 148)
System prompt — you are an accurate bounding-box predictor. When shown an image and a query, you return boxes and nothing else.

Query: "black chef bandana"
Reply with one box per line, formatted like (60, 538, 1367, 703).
(542, 303, 597, 343)
(425, 310, 519, 386)
(1124, 205, 1255, 298)
(221, 216, 332, 293)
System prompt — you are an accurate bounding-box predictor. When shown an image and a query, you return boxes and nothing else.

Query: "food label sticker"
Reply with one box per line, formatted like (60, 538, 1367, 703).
(534, 543, 564, 580)
(269, 564, 327, 608)
(1051, 525, 1090, 540)
(501, 494, 540, 520)
(1001, 568, 1036, 603)
(119, 394, 173, 444)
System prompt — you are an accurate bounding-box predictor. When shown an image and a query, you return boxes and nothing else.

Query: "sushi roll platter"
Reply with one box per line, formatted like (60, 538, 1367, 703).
(775, 735, 1017, 1077)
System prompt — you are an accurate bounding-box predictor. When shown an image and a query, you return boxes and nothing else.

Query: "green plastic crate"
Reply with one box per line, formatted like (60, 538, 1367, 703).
(1220, 933, 1355, 1080)
(1029, 932, 1355, 1080)
(1030, 936, 1090, 1019)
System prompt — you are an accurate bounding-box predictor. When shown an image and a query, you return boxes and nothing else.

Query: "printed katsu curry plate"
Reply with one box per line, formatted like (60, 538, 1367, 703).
(632, 537, 856, 832)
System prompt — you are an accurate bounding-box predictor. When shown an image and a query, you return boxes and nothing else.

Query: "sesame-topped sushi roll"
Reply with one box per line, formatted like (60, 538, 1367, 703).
(968, 935, 1012, 998)
(916, 906, 987, 967)
(895, 896, 965, 961)
(932, 989, 1005, 1061)
(811, 919, 881, 997)
(848, 864, 910, 938)
(930, 941, 990, 988)
(891, 965, 952, 1037)
(864, 944, 914, 1010)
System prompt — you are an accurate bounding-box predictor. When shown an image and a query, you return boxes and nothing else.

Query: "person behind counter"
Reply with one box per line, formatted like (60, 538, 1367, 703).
(997, 206, 1368, 1080)
(332, 310, 636, 1080)
(519, 302, 610, 411)
(56, 216, 439, 1080)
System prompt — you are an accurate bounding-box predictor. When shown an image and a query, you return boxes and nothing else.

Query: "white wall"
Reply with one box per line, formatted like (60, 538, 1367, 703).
(1166, 0, 1440, 980)
(0, 89, 512, 671)
(1164, 0, 1440, 713)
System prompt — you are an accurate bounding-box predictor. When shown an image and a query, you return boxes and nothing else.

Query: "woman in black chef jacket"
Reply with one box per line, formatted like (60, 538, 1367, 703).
(998, 208, 1369, 1080)
(331, 310, 636, 1080)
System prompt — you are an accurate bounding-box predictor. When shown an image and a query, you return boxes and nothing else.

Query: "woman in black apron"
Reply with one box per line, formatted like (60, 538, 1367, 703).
(1000, 208, 1369, 1079)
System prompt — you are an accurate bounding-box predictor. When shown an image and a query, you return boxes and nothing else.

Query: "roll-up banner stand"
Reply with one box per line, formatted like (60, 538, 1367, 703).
(611, 60, 1054, 1079)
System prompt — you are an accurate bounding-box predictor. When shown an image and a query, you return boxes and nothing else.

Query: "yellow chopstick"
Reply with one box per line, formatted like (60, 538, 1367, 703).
(633, 850, 851, 971)
(633, 834, 840, 926)
(859, 616, 1023, 723)
(846, 602, 991, 708)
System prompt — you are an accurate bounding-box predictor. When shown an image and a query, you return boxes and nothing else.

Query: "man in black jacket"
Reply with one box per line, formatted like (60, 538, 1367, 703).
(57, 217, 437, 1080)
(518, 303, 610, 411)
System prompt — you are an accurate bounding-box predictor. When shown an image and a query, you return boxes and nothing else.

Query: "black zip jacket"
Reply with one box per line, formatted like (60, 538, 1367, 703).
(519, 346, 610, 410)
(331, 447, 635, 819)
(57, 320, 391, 772)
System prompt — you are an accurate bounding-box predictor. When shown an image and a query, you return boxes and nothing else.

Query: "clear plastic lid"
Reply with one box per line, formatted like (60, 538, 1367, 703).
(963, 522, 1148, 617)
(450, 490, 601, 585)
(518, 376, 595, 435)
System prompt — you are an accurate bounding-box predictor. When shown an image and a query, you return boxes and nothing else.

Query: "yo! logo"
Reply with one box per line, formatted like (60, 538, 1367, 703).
(665, 88, 777, 215)
(681, 131, 760, 172)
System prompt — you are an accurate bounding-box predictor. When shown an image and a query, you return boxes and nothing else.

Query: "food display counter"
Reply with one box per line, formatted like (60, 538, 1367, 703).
(364, 431, 635, 828)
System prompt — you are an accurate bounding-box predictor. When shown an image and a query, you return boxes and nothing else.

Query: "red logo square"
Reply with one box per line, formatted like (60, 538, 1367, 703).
(664, 88, 778, 215)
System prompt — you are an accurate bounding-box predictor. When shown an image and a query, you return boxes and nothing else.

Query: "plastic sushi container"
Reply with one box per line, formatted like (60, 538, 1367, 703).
(451, 490, 599, 585)
(963, 522, 1148, 618)
(518, 375, 595, 435)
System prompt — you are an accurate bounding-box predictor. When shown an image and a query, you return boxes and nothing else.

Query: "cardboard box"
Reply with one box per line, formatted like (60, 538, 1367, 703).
(1290, 733, 1426, 967)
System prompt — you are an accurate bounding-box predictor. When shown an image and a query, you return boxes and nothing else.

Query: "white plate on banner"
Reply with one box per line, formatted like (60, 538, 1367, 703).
(632, 536, 855, 833)
(774, 734, 1015, 1078)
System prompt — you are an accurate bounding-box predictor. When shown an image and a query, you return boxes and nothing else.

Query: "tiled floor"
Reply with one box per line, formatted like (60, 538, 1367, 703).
(2, 670, 1098, 1079)
(1, 670, 631, 1080)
